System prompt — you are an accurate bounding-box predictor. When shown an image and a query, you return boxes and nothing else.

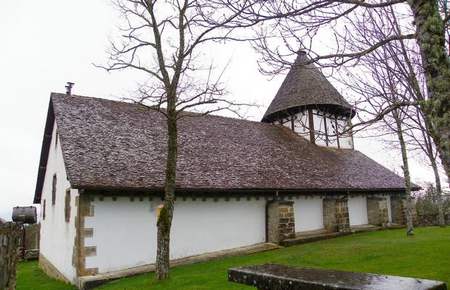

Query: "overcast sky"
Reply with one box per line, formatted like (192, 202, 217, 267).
(0, 0, 445, 220)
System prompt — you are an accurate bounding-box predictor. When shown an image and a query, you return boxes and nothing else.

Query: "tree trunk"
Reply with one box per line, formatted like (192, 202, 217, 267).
(408, 0, 450, 186)
(155, 99, 178, 280)
(394, 115, 415, 236)
(430, 155, 446, 227)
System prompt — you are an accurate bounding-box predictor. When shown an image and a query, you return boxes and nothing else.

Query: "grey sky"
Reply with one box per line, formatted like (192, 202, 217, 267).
(0, 0, 443, 220)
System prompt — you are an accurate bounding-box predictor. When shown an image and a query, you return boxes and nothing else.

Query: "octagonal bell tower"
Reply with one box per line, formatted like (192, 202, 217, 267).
(262, 51, 355, 149)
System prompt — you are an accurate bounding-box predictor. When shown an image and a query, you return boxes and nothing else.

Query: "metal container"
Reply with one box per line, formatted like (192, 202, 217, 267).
(12, 206, 37, 224)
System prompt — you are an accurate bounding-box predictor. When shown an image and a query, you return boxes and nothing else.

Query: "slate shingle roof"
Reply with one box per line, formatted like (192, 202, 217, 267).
(34, 93, 410, 203)
(262, 52, 355, 122)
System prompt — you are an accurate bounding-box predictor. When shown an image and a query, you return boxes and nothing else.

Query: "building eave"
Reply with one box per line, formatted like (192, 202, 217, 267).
(33, 98, 55, 204)
(78, 185, 414, 197)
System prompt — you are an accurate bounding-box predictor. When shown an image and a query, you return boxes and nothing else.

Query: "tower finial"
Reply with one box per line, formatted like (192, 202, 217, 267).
(65, 82, 75, 95)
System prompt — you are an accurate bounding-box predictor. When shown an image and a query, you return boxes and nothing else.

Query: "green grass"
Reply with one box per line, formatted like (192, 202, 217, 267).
(17, 261, 77, 290)
(17, 227, 450, 290)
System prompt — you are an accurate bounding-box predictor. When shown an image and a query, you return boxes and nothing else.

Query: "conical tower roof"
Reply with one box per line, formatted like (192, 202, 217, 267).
(262, 51, 354, 122)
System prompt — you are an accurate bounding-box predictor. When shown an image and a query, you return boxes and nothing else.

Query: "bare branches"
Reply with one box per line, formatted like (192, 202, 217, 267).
(333, 6, 447, 191)
(306, 33, 415, 66)
(345, 101, 418, 135)
(98, 0, 257, 120)
(207, 0, 447, 75)
(208, 0, 450, 182)
(222, 0, 415, 73)
(100, 0, 259, 280)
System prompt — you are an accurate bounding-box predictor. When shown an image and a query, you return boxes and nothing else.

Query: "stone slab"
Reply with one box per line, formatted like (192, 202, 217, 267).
(228, 264, 447, 290)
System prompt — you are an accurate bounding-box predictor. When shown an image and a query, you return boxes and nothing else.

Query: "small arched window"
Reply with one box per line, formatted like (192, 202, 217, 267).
(65, 189, 71, 222)
(52, 174, 57, 205)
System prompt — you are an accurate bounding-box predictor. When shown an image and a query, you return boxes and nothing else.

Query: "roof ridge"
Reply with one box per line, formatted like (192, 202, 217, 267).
(50, 92, 271, 127)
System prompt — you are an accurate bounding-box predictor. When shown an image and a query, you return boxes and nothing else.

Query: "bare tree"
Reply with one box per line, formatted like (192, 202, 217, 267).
(403, 108, 446, 227)
(210, 0, 450, 184)
(348, 54, 416, 235)
(393, 110, 416, 235)
(356, 7, 445, 226)
(98, 0, 250, 280)
(331, 7, 435, 234)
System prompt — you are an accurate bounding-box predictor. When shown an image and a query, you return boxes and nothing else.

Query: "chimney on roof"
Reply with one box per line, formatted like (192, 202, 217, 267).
(65, 82, 75, 95)
(294, 49, 309, 67)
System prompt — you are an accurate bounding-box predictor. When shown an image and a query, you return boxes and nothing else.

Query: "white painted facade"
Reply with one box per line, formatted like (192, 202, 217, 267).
(39, 122, 78, 282)
(348, 196, 369, 226)
(294, 196, 324, 232)
(84, 197, 266, 274)
(36, 122, 392, 282)
(36, 128, 391, 282)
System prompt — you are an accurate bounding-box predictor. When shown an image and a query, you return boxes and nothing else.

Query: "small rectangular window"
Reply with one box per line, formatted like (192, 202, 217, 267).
(55, 131, 58, 149)
(65, 189, 71, 222)
(52, 174, 57, 205)
(43, 199, 46, 220)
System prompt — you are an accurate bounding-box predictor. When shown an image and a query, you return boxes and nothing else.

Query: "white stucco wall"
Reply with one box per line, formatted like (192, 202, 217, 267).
(84, 197, 266, 274)
(294, 196, 324, 232)
(348, 196, 368, 226)
(39, 122, 78, 282)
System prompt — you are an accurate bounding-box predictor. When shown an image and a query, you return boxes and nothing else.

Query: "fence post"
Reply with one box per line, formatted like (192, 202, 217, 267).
(0, 222, 20, 290)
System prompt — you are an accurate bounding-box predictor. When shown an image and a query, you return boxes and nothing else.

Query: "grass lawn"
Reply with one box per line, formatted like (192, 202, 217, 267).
(17, 261, 77, 290)
(17, 227, 450, 290)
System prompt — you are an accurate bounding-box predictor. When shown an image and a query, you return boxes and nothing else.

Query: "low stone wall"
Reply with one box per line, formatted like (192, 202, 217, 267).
(0, 222, 20, 290)
(18, 224, 40, 260)
(24, 224, 40, 251)
(415, 213, 450, 226)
